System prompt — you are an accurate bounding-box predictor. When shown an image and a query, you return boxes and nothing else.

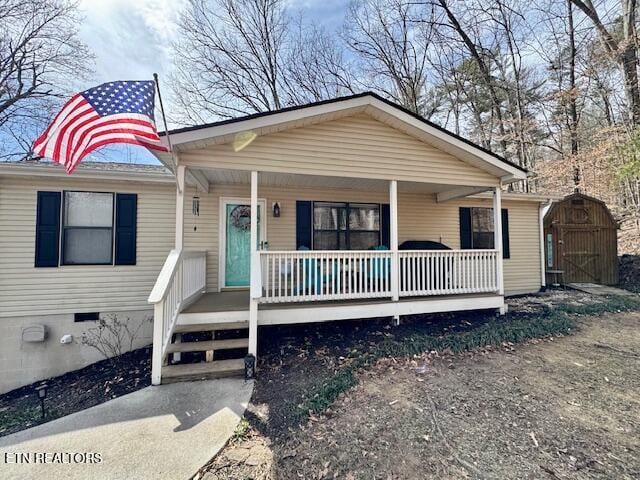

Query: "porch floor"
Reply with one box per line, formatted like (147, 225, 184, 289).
(182, 290, 502, 314)
(184, 290, 251, 313)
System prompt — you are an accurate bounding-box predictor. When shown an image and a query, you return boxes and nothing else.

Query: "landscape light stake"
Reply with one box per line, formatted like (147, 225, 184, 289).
(35, 383, 48, 419)
(244, 354, 256, 380)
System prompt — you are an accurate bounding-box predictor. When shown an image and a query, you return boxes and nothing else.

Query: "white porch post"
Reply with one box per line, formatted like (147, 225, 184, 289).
(151, 302, 163, 385)
(493, 186, 504, 296)
(249, 171, 260, 358)
(539, 202, 549, 289)
(173, 164, 186, 362)
(175, 164, 185, 250)
(390, 180, 399, 302)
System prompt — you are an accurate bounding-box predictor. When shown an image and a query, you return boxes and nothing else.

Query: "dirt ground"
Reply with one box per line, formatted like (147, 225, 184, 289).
(203, 302, 640, 479)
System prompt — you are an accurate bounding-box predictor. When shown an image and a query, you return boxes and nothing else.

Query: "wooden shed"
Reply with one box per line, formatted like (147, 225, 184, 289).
(543, 192, 619, 285)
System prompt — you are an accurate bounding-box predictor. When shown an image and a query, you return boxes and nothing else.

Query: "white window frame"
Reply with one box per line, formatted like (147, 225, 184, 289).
(61, 190, 115, 266)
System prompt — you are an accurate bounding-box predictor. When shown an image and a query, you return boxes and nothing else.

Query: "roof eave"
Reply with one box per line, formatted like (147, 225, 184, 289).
(0, 163, 175, 183)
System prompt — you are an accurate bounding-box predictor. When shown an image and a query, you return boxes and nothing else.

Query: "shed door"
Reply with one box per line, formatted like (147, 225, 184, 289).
(560, 227, 600, 283)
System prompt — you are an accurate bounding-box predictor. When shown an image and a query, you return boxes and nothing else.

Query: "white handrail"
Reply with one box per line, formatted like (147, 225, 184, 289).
(399, 250, 499, 296)
(259, 249, 500, 305)
(260, 250, 393, 303)
(148, 249, 206, 385)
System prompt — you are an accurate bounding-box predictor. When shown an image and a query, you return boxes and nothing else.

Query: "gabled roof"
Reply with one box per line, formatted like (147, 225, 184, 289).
(157, 92, 528, 183)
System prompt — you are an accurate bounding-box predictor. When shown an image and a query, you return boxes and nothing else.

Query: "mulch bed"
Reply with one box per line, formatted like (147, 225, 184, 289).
(0, 347, 151, 437)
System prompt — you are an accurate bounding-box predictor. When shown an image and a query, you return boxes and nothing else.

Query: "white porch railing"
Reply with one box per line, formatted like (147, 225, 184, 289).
(148, 249, 206, 385)
(399, 250, 498, 296)
(260, 250, 393, 303)
(258, 249, 499, 304)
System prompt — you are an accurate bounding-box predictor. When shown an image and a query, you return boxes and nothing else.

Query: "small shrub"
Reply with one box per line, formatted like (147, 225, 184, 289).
(232, 418, 251, 442)
(80, 314, 151, 367)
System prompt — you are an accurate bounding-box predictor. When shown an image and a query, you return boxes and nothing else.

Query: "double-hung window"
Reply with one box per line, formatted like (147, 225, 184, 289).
(35, 190, 137, 267)
(470, 207, 494, 249)
(459, 207, 510, 258)
(62, 192, 115, 265)
(312, 202, 381, 250)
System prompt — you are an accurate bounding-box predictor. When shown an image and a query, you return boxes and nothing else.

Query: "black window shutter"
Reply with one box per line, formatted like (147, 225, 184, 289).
(296, 201, 312, 249)
(459, 207, 472, 249)
(380, 204, 390, 248)
(501, 209, 510, 259)
(35, 191, 61, 267)
(115, 193, 137, 265)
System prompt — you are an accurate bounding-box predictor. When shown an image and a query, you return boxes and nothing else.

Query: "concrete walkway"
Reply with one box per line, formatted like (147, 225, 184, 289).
(0, 378, 253, 480)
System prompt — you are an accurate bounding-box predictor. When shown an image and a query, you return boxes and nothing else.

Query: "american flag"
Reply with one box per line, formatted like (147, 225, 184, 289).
(33, 80, 169, 173)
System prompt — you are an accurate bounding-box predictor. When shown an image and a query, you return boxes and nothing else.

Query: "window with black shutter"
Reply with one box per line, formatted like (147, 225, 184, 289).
(296, 201, 389, 250)
(459, 207, 510, 259)
(35, 190, 137, 267)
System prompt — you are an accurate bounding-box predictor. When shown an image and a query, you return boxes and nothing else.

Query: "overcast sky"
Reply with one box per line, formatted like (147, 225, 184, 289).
(74, 0, 348, 164)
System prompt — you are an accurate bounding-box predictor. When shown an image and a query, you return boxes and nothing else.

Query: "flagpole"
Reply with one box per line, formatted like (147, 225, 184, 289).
(153, 73, 181, 192)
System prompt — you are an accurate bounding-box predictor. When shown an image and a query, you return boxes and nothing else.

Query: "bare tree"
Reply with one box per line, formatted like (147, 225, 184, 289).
(171, 0, 359, 123)
(0, 0, 91, 158)
(343, 0, 439, 116)
(434, 0, 509, 156)
(569, 0, 640, 126)
(283, 21, 356, 103)
(171, 0, 289, 123)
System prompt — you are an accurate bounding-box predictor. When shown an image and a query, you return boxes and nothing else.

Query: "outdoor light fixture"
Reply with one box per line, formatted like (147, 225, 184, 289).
(272, 202, 280, 218)
(244, 354, 256, 380)
(35, 383, 48, 419)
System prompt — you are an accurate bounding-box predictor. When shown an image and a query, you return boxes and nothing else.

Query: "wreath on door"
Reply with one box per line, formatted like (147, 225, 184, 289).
(230, 205, 252, 231)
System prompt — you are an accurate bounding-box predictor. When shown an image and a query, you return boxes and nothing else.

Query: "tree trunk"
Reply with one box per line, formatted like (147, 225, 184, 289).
(622, 0, 640, 125)
(570, 0, 640, 125)
(437, 0, 509, 157)
(567, 0, 580, 188)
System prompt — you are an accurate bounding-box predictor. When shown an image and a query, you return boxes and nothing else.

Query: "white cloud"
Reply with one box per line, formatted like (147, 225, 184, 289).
(78, 0, 186, 85)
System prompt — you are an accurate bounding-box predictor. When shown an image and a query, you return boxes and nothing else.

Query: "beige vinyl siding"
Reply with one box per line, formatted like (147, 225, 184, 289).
(182, 184, 542, 295)
(182, 184, 389, 291)
(0, 177, 541, 320)
(179, 114, 499, 187)
(0, 176, 175, 318)
(398, 195, 543, 295)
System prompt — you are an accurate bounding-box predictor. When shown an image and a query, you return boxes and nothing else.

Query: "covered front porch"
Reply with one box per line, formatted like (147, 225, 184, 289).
(148, 166, 507, 384)
(146, 93, 532, 384)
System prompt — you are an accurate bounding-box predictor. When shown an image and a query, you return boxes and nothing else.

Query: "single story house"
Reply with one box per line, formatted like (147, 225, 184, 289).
(0, 92, 554, 393)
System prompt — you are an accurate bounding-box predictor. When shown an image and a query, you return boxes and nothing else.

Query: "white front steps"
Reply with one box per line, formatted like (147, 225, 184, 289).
(167, 338, 249, 354)
(161, 321, 249, 384)
(174, 321, 248, 333)
(162, 359, 245, 383)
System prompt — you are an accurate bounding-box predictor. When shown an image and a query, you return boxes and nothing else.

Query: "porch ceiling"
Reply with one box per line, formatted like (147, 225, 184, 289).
(193, 167, 487, 195)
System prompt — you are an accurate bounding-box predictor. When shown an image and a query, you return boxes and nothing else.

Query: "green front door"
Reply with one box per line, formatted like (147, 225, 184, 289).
(225, 203, 261, 287)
